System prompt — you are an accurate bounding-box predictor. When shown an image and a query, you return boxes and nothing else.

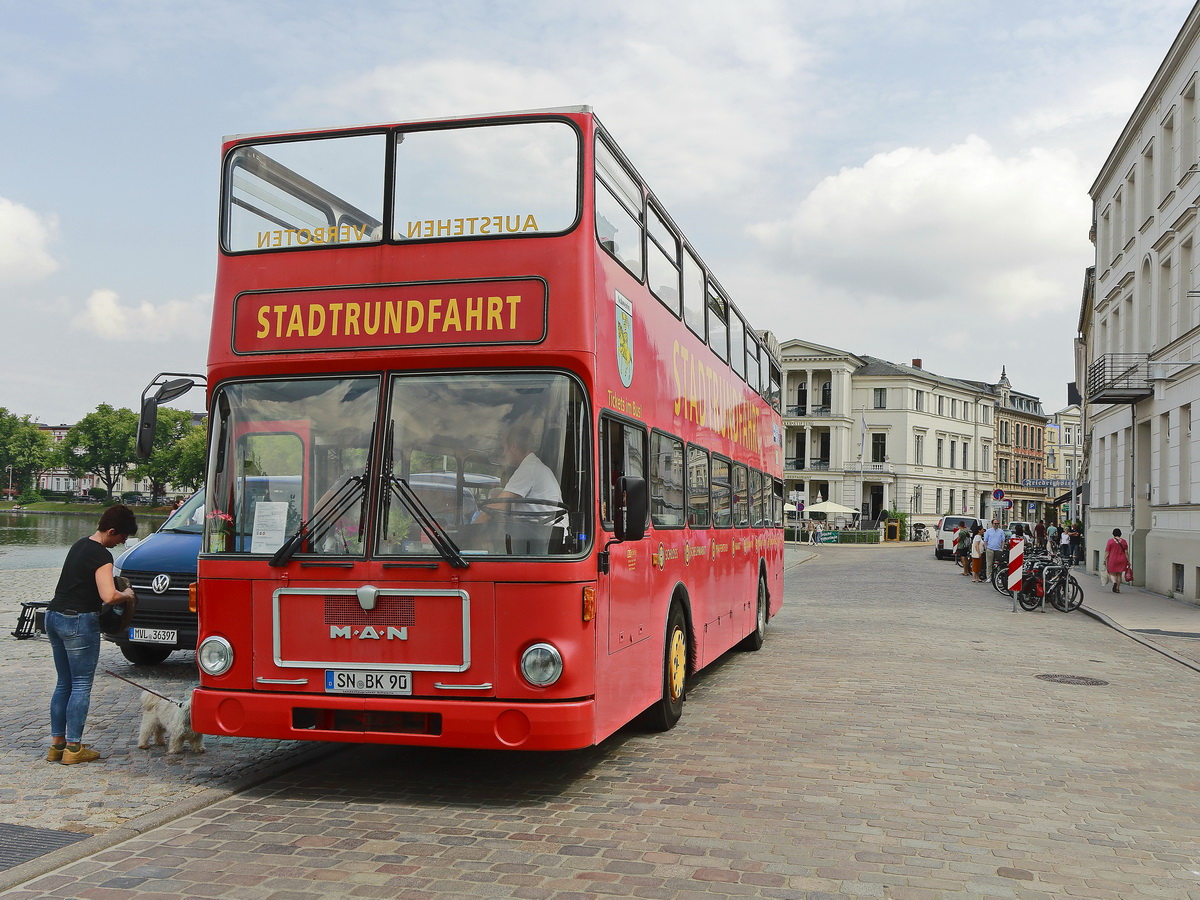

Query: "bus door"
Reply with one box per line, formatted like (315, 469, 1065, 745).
(599, 415, 652, 658)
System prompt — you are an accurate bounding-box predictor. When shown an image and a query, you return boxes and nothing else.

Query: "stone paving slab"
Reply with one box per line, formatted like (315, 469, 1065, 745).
(0, 568, 332, 876)
(3, 546, 1198, 899)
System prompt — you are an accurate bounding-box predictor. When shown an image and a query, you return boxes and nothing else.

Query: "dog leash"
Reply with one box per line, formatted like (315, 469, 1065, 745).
(104, 669, 186, 708)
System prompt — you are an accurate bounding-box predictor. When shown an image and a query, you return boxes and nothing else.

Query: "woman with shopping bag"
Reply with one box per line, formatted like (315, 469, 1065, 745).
(1102, 527, 1131, 593)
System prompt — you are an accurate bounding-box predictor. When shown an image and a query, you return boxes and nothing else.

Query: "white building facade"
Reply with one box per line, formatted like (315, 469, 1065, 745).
(779, 340, 998, 528)
(1085, 3, 1200, 599)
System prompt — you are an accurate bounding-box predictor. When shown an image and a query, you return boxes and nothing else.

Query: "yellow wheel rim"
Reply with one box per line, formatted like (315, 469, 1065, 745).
(667, 627, 686, 702)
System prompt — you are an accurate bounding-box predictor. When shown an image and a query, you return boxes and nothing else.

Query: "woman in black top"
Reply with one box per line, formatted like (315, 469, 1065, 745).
(46, 505, 137, 765)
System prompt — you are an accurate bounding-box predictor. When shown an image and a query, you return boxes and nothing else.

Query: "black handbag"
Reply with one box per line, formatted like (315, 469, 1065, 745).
(98, 576, 137, 637)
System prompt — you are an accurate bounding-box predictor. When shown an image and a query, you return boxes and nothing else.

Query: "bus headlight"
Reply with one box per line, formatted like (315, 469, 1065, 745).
(520, 642, 562, 687)
(197, 636, 234, 676)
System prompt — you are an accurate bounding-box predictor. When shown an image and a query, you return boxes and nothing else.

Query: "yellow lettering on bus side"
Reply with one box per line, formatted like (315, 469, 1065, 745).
(363, 301, 380, 335)
(328, 303, 343, 335)
(423, 220, 434, 238)
(257, 306, 271, 339)
(352, 224, 367, 241)
(486, 297, 503, 330)
(672, 342, 683, 415)
(385, 300, 403, 334)
(506, 295, 521, 329)
(427, 298, 443, 332)
(272, 305, 288, 338)
(344, 302, 361, 336)
(407, 221, 421, 239)
(466, 297, 483, 330)
(443, 298, 461, 331)
(285, 305, 304, 337)
(406, 300, 424, 332)
(523, 214, 538, 232)
(258, 232, 271, 249)
(308, 304, 326, 336)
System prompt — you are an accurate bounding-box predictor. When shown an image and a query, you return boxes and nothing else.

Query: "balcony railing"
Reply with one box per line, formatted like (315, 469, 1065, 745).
(784, 405, 833, 418)
(1086, 353, 1152, 404)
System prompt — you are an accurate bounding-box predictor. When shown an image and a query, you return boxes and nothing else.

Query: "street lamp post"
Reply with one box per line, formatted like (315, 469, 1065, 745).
(5, 465, 11, 500)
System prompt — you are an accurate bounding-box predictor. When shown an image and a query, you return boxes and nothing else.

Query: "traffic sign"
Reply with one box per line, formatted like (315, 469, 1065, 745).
(1003, 499, 1013, 510)
(992, 489, 1004, 500)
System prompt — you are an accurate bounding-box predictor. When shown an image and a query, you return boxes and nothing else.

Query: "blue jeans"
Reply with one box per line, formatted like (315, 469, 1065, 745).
(47, 611, 101, 743)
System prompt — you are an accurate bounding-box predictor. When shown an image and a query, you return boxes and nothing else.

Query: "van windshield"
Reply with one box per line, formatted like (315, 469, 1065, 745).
(161, 491, 205, 534)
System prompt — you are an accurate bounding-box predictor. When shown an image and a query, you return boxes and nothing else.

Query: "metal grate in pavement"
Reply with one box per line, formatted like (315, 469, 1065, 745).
(0, 822, 89, 871)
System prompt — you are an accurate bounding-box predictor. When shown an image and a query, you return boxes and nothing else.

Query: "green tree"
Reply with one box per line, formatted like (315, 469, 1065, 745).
(173, 424, 207, 492)
(131, 408, 203, 502)
(61, 404, 138, 499)
(0, 409, 52, 497)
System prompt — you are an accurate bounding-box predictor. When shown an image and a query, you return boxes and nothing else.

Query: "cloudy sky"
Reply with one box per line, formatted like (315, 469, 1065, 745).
(1, 0, 1194, 423)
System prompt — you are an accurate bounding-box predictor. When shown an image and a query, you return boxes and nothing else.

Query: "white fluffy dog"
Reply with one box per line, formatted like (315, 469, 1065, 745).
(137, 693, 205, 754)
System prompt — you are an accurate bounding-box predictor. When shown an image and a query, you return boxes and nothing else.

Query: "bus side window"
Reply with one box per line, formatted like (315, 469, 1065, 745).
(650, 432, 684, 528)
(734, 464, 750, 528)
(600, 416, 647, 530)
(711, 456, 732, 528)
(686, 445, 710, 529)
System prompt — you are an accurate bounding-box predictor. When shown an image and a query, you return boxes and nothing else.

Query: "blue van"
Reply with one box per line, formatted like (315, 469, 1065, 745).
(108, 489, 203, 664)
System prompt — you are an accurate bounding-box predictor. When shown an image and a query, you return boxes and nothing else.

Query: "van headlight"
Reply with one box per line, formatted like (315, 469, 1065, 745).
(520, 642, 562, 687)
(197, 636, 234, 676)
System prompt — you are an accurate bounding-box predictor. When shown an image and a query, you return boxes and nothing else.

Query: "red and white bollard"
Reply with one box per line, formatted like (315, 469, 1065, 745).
(1008, 537, 1024, 612)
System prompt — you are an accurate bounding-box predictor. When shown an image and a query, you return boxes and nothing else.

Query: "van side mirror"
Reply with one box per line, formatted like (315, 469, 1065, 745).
(613, 476, 648, 543)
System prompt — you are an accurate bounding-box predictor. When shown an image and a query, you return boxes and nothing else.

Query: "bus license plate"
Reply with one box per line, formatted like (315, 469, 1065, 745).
(325, 670, 412, 695)
(130, 627, 177, 644)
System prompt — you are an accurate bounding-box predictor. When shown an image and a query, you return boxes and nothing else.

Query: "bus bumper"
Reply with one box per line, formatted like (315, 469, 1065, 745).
(192, 688, 597, 751)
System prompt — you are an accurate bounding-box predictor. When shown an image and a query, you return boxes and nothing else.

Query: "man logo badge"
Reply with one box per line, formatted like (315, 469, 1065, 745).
(152, 574, 171, 594)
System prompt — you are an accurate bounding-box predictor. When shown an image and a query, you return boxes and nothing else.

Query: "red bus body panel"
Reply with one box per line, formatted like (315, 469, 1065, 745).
(192, 109, 783, 750)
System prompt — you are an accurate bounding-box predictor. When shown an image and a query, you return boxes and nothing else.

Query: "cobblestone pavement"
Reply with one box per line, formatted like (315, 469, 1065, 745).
(0, 569, 330, 836)
(4, 546, 1200, 899)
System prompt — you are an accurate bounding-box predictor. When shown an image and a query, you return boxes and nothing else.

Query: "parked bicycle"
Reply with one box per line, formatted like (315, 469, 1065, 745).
(991, 548, 1082, 612)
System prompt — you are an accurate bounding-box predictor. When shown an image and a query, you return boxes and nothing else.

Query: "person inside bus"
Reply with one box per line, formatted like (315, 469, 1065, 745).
(476, 423, 563, 525)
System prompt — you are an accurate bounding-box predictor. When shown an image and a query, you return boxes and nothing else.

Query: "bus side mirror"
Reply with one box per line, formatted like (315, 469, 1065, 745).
(135, 373, 204, 459)
(614, 476, 648, 543)
(136, 397, 159, 459)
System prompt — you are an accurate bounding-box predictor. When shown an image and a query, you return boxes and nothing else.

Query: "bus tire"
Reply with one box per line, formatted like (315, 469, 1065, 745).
(738, 576, 768, 651)
(641, 603, 688, 732)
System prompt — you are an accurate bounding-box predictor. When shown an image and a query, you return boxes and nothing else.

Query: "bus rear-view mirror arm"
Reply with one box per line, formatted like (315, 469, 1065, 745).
(136, 373, 206, 459)
(598, 476, 648, 574)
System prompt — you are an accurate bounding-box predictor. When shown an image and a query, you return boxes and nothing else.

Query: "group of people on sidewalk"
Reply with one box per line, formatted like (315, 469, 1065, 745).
(950, 518, 1134, 594)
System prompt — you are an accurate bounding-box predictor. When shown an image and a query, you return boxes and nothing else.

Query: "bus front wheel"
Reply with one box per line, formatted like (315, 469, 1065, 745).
(641, 603, 688, 732)
(739, 576, 768, 651)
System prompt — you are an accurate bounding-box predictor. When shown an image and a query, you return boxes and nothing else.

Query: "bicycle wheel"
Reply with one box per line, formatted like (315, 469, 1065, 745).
(1063, 575, 1084, 612)
(991, 561, 1011, 594)
(1018, 588, 1041, 611)
(1047, 576, 1068, 612)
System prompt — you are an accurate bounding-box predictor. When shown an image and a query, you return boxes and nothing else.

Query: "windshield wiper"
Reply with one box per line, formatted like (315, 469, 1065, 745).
(378, 421, 468, 569)
(387, 476, 470, 569)
(269, 473, 368, 568)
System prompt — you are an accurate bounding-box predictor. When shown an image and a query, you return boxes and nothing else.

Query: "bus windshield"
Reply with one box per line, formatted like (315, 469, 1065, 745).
(223, 120, 580, 253)
(204, 372, 590, 560)
(380, 372, 590, 559)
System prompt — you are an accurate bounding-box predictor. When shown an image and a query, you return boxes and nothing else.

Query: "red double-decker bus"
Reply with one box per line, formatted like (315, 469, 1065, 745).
(141, 106, 784, 750)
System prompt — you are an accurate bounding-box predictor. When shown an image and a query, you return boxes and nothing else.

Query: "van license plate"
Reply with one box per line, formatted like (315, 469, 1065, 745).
(130, 627, 177, 644)
(325, 670, 412, 695)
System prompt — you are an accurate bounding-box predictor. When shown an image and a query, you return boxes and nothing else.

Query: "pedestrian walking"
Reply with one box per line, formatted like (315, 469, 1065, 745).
(970, 526, 985, 582)
(983, 518, 1006, 580)
(1067, 521, 1082, 565)
(1034, 519, 1046, 550)
(807, 521, 819, 545)
(1102, 527, 1131, 593)
(955, 524, 971, 576)
(45, 504, 138, 765)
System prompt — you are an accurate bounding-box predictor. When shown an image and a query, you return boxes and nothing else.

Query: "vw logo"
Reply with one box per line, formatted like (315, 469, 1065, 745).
(151, 574, 171, 594)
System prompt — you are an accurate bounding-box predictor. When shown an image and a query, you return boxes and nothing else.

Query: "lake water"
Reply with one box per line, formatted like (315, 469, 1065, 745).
(0, 511, 167, 570)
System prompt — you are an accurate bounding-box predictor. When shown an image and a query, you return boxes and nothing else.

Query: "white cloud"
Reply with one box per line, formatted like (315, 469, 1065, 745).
(750, 136, 1093, 318)
(73, 289, 211, 342)
(0, 197, 58, 283)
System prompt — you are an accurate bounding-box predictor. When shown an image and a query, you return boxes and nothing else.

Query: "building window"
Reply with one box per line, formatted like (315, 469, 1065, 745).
(873, 388, 887, 409)
(915, 390, 925, 411)
(936, 487, 943, 513)
(871, 433, 886, 463)
(962, 441, 970, 470)
(914, 433, 924, 465)
(950, 441, 956, 469)
(937, 438, 944, 467)
(938, 396, 944, 416)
